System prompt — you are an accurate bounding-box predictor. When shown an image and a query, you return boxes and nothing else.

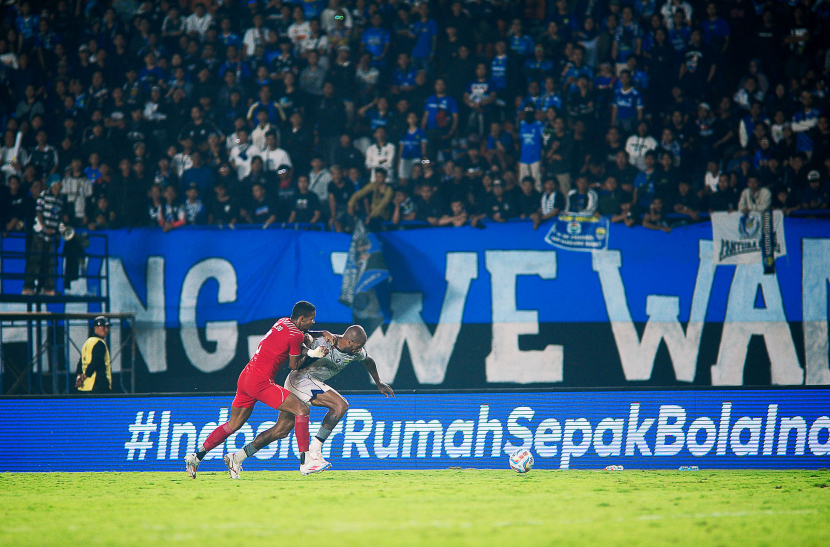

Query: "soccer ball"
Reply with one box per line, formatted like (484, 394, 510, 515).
(509, 448, 534, 473)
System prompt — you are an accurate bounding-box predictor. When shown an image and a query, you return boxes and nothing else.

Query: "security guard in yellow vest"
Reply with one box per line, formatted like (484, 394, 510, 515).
(75, 316, 112, 393)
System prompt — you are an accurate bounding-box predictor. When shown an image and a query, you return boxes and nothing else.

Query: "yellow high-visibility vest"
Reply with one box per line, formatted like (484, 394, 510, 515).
(78, 336, 111, 392)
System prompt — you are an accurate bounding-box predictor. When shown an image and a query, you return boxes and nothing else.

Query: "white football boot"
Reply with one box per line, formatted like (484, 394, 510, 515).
(184, 453, 200, 479)
(223, 453, 242, 479)
(299, 452, 332, 475)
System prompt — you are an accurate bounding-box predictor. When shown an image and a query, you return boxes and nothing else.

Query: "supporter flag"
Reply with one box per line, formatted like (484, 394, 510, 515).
(339, 220, 391, 307)
(543, 213, 610, 251)
(711, 211, 786, 266)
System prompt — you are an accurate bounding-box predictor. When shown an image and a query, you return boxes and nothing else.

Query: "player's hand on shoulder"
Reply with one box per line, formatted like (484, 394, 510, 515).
(321, 330, 337, 346)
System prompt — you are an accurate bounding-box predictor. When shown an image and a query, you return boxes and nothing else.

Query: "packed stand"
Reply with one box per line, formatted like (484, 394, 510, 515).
(1, 0, 829, 240)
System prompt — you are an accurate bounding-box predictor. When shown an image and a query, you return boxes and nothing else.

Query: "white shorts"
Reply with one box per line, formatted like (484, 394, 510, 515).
(284, 371, 332, 406)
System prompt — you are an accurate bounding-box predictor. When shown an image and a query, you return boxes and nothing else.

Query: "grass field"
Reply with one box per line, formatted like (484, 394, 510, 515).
(1, 469, 828, 546)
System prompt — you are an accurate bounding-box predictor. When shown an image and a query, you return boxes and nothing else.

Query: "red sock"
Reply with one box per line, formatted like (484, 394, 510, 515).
(295, 415, 310, 453)
(202, 422, 233, 454)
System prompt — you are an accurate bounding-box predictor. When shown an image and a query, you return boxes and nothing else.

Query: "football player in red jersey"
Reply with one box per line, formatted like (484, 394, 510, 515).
(185, 301, 336, 477)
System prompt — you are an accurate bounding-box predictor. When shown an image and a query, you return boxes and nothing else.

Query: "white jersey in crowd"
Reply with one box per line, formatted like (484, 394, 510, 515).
(301, 338, 369, 383)
(262, 146, 292, 171)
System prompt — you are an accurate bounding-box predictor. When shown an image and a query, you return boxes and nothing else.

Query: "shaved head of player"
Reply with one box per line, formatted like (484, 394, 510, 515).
(339, 325, 367, 353)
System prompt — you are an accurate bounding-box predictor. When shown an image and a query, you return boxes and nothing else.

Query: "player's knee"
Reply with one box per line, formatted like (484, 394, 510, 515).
(334, 399, 349, 419)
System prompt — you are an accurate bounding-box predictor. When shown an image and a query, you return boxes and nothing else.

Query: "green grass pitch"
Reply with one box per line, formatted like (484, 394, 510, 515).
(1, 470, 828, 546)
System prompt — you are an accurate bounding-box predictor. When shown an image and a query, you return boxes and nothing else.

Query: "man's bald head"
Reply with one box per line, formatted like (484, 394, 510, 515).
(343, 325, 367, 345)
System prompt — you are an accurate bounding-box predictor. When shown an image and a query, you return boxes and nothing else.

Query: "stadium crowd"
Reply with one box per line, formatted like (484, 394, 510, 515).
(1, 0, 829, 239)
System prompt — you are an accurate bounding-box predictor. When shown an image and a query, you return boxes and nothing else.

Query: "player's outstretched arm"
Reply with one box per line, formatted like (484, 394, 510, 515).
(363, 357, 394, 397)
(307, 330, 338, 346)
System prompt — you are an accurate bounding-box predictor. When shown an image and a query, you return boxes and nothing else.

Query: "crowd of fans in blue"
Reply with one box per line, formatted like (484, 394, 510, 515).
(1, 0, 829, 244)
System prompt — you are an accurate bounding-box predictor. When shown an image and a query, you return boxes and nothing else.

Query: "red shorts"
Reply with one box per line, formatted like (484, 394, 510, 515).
(231, 368, 291, 410)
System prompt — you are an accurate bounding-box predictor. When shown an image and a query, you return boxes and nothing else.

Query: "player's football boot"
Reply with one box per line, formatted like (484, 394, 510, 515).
(224, 453, 242, 479)
(184, 453, 200, 479)
(300, 452, 332, 475)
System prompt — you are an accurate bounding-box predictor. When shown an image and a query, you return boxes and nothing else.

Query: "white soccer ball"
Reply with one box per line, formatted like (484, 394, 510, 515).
(509, 448, 534, 473)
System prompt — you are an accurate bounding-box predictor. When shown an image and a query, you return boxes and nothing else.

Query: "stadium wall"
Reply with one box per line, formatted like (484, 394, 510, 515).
(2, 220, 830, 391)
(1, 389, 828, 471)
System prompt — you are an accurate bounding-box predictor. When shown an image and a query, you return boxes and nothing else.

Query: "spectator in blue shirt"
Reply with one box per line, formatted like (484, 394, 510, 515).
(397, 112, 427, 185)
(463, 62, 498, 137)
(792, 91, 819, 154)
(391, 53, 417, 97)
(611, 70, 643, 134)
(701, 2, 730, 54)
(518, 106, 545, 191)
(410, 3, 438, 73)
(524, 44, 553, 85)
(180, 150, 215, 198)
(612, 6, 643, 74)
(561, 46, 593, 93)
(507, 19, 534, 57)
(421, 78, 458, 161)
(539, 76, 563, 114)
(361, 13, 391, 68)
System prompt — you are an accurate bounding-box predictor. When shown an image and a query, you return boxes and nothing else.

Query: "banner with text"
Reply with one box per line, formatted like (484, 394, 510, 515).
(1, 219, 829, 391)
(711, 211, 786, 265)
(0, 390, 828, 471)
(544, 213, 610, 251)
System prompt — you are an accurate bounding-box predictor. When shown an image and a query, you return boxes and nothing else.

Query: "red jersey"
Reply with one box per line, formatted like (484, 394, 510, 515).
(245, 318, 304, 378)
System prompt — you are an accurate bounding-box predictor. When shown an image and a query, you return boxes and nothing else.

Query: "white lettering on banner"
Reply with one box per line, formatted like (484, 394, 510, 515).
(445, 419, 475, 458)
(374, 421, 402, 458)
(343, 409, 373, 458)
(474, 405, 503, 457)
(560, 418, 592, 468)
(654, 405, 686, 456)
(717, 403, 731, 456)
(686, 417, 716, 456)
(123, 402, 830, 467)
(485, 251, 562, 383)
(534, 418, 561, 458)
(600, 248, 699, 380)
(169, 422, 197, 459)
(625, 403, 653, 456)
(778, 417, 807, 456)
(402, 420, 443, 457)
(367, 253, 477, 384)
(156, 411, 171, 460)
(802, 239, 830, 385)
(179, 259, 239, 373)
(504, 407, 535, 453)
(125, 411, 157, 460)
(109, 257, 167, 372)
(730, 417, 762, 456)
(711, 264, 803, 385)
(763, 404, 777, 455)
(591, 242, 715, 382)
(808, 417, 830, 455)
(593, 418, 624, 457)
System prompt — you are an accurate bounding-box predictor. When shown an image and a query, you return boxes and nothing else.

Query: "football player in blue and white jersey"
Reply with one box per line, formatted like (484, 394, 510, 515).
(225, 325, 394, 475)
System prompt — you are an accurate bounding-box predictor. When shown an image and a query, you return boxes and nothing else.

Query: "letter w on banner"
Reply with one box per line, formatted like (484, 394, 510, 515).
(711, 211, 786, 266)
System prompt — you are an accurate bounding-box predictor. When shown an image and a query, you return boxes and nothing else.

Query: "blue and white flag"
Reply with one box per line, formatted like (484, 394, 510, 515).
(339, 220, 391, 307)
(712, 211, 786, 265)
(543, 213, 610, 251)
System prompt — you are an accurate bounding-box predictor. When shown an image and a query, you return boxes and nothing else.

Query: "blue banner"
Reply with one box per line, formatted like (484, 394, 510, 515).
(544, 213, 610, 251)
(1, 219, 829, 390)
(1, 390, 828, 471)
